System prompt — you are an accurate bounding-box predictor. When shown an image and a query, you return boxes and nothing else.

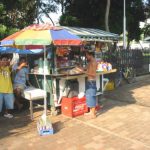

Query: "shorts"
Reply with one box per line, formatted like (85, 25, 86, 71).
(0, 93, 14, 112)
(85, 80, 97, 108)
(14, 84, 25, 91)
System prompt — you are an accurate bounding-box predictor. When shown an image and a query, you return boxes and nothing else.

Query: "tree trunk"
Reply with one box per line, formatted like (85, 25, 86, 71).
(105, 0, 111, 32)
(61, 0, 65, 14)
(40, 7, 55, 26)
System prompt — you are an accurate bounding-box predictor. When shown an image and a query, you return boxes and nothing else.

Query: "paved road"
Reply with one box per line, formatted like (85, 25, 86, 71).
(0, 75, 150, 150)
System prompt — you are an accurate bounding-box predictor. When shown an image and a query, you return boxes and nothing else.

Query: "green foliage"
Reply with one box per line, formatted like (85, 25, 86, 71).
(141, 0, 150, 37)
(0, 24, 7, 38)
(0, 0, 36, 28)
(61, 0, 106, 28)
(0, 0, 59, 39)
(142, 24, 150, 37)
(0, 24, 19, 40)
(37, 0, 58, 25)
(59, 14, 79, 26)
(0, 0, 37, 39)
(60, 0, 148, 42)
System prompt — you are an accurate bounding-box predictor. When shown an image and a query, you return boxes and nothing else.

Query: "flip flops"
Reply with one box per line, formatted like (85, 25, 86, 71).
(84, 112, 96, 119)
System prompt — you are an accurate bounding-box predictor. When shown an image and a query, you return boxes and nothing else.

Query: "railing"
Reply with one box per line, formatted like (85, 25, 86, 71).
(102, 48, 150, 76)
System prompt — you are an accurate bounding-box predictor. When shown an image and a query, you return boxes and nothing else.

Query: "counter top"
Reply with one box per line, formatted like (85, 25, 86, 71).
(29, 69, 117, 79)
(28, 73, 66, 77)
(96, 69, 117, 75)
(58, 69, 117, 80)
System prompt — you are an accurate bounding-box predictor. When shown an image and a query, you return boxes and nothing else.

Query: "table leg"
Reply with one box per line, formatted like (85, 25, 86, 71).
(101, 74, 104, 94)
(30, 100, 33, 120)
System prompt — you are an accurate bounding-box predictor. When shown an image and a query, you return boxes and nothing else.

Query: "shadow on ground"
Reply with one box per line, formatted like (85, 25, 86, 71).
(0, 102, 72, 140)
(76, 75, 150, 120)
(0, 100, 44, 140)
(0, 75, 149, 141)
(104, 74, 150, 106)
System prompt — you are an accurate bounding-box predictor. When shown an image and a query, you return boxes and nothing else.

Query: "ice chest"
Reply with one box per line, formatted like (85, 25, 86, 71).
(61, 96, 88, 117)
(23, 87, 46, 100)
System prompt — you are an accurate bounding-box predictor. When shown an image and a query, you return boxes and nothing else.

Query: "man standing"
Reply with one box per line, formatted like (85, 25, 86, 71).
(0, 55, 14, 118)
(13, 57, 30, 110)
(79, 51, 97, 119)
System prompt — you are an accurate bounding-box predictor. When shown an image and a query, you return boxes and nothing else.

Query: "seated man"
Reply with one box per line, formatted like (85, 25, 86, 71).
(13, 57, 30, 110)
(0, 55, 14, 118)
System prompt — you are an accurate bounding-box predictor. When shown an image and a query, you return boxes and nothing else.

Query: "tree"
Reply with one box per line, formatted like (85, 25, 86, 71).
(54, 0, 66, 14)
(142, 0, 150, 37)
(59, 14, 79, 26)
(0, 0, 37, 39)
(0, 0, 60, 39)
(59, 0, 147, 43)
(126, 0, 146, 44)
(0, 0, 37, 29)
(143, 24, 150, 37)
(105, 0, 111, 32)
(36, 0, 59, 25)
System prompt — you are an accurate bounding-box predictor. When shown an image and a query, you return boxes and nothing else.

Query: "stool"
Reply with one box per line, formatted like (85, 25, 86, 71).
(22, 87, 46, 120)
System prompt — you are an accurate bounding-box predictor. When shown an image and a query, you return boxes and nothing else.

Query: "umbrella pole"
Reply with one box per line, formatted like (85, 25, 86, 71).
(43, 46, 47, 116)
(37, 46, 54, 136)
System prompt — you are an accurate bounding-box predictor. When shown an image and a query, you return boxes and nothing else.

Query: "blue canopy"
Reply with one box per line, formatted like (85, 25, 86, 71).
(50, 29, 82, 45)
(0, 46, 33, 54)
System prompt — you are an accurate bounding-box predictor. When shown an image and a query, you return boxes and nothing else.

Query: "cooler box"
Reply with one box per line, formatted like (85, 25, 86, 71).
(61, 96, 88, 117)
(23, 87, 46, 100)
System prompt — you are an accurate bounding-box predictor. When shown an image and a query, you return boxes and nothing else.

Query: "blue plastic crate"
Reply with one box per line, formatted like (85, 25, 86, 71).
(37, 117, 54, 136)
(37, 127, 54, 136)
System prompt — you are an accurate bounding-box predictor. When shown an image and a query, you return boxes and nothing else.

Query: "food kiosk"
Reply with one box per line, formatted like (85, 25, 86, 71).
(14, 25, 119, 114)
(28, 25, 119, 115)
(0, 24, 119, 117)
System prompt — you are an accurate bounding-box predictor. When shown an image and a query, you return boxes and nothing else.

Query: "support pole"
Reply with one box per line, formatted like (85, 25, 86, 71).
(43, 46, 47, 116)
(123, 0, 126, 49)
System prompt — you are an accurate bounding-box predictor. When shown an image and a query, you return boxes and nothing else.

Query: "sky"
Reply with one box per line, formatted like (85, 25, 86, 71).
(42, 5, 61, 25)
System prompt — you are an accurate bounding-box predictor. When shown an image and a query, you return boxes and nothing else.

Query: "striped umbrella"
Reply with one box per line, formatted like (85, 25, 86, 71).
(0, 24, 82, 118)
(1, 24, 82, 46)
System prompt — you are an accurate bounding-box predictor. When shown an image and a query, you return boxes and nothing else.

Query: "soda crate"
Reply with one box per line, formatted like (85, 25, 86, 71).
(61, 96, 88, 117)
(37, 127, 54, 136)
(37, 117, 54, 136)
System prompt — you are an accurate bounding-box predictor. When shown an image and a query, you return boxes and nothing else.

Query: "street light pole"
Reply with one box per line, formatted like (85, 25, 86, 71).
(123, 0, 126, 49)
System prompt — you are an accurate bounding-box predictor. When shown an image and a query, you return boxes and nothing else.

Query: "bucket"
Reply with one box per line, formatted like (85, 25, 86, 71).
(105, 81, 115, 91)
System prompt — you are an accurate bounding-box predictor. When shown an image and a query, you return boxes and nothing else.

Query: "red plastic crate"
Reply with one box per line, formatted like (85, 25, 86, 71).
(61, 96, 88, 117)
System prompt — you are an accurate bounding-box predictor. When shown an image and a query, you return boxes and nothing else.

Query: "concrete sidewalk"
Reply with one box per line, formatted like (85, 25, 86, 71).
(0, 75, 150, 150)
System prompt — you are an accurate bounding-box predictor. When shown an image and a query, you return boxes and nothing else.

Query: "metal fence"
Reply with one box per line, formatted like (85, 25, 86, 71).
(102, 49, 150, 76)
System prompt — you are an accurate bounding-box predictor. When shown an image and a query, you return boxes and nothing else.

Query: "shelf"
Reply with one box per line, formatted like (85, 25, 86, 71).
(56, 66, 75, 70)
(96, 92, 103, 96)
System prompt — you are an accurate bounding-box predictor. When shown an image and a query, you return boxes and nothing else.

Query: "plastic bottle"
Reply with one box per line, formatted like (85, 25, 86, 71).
(107, 63, 112, 71)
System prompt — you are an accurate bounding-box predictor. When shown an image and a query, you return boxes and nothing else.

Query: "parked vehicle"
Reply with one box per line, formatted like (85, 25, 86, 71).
(114, 65, 136, 87)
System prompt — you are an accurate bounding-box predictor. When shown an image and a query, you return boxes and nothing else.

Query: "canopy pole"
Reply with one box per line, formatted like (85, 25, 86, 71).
(43, 46, 47, 116)
(123, 0, 126, 49)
